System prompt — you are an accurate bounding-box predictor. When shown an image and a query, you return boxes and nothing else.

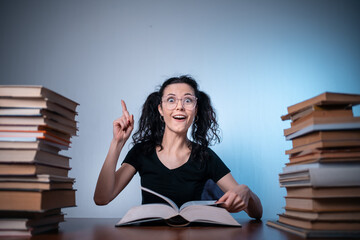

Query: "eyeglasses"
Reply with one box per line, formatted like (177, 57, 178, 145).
(161, 95, 198, 110)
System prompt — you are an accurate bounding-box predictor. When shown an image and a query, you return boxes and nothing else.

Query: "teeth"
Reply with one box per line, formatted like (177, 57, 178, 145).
(173, 115, 186, 119)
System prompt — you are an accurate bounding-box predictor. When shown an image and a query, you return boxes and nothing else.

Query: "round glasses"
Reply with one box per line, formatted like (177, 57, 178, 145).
(161, 95, 198, 110)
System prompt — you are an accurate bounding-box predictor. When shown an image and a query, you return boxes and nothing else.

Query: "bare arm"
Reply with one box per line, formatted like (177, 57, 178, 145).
(94, 100, 136, 205)
(216, 173, 263, 219)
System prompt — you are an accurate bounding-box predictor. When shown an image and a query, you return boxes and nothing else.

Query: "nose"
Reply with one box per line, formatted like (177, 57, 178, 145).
(175, 98, 185, 110)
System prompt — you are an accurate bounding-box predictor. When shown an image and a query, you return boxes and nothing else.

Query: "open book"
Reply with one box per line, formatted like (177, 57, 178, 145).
(116, 187, 241, 227)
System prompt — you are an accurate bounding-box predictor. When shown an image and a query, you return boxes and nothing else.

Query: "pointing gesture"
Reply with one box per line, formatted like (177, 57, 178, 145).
(113, 100, 134, 144)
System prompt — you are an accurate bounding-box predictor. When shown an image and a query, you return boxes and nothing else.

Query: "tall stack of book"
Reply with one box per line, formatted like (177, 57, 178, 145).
(0, 86, 78, 237)
(267, 92, 360, 238)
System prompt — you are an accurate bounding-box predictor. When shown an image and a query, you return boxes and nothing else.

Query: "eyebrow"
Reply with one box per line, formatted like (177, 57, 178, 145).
(165, 93, 194, 96)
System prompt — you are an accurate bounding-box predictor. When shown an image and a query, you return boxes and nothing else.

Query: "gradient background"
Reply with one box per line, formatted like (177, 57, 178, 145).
(1, 0, 360, 219)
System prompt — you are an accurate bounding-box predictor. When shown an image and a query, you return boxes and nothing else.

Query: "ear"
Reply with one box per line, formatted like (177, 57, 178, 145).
(158, 104, 163, 117)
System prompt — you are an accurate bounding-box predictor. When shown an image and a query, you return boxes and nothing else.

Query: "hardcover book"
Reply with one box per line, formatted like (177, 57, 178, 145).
(116, 187, 241, 227)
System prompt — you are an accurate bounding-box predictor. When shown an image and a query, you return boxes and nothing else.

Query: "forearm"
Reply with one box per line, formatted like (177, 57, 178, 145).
(94, 139, 125, 205)
(245, 190, 263, 219)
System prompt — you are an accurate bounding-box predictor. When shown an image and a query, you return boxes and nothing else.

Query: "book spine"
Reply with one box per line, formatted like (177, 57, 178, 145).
(310, 168, 360, 187)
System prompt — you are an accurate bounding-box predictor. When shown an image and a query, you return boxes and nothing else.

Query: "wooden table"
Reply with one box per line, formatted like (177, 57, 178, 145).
(19, 218, 355, 240)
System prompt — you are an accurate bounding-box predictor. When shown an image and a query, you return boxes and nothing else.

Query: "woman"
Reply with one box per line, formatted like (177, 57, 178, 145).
(94, 75, 263, 219)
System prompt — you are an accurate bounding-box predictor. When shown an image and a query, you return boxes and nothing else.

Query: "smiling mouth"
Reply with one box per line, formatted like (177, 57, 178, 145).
(173, 115, 186, 120)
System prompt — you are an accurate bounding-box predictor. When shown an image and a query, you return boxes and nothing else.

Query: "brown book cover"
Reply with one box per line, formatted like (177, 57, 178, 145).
(285, 140, 360, 155)
(285, 122, 360, 140)
(0, 174, 74, 190)
(0, 213, 64, 230)
(290, 109, 354, 127)
(285, 197, 360, 212)
(0, 139, 67, 152)
(0, 209, 61, 218)
(285, 92, 360, 117)
(284, 116, 360, 136)
(289, 147, 360, 158)
(285, 186, 360, 198)
(292, 131, 360, 148)
(0, 98, 77, 120)
(0, 149, 70, 169)
(287, 158, 360, 165)
(0, 223, 59, 237)
(267, 220, 360, 238)
(0, 163, 70, 177)
(284, 209, 360, 221)
(0, 189, 76, 211)
(278, 214, 360, 230)
(0, 108, 77, 128)
(0, 181, 73, 190)
(0, 117, 77, 136)
(0, 130, 71, 146)
(282, 105, 354, 121)
(0, 86, 78, 112)
(287, 149, 360, 165)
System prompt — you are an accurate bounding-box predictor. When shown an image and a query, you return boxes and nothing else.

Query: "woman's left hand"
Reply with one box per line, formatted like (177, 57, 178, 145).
(216, 184, 251, 213)
(216, 173, 263, 218)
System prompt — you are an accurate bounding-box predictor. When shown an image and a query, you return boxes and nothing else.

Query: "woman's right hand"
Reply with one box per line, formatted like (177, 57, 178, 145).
(113, 100, 134, 144)
(94, 100, 135, 205)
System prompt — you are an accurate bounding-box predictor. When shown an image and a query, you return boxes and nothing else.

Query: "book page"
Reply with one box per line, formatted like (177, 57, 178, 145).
(141, 187, 179, 212)
(180, 205, 241, 226)
(117, 204, 177, 225)
(180, 200, 218, 211)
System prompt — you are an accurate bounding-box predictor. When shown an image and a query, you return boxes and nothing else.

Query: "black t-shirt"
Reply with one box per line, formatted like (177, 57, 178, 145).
(122, 142, 230, 207)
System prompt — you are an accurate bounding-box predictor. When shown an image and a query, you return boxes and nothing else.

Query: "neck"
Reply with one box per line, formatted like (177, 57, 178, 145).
(160, 129, 190, 153)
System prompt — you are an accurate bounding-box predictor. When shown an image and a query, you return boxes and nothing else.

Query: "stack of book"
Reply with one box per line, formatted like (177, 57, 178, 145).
(0, 86, 78, 237)
(267, 92, 360, 238)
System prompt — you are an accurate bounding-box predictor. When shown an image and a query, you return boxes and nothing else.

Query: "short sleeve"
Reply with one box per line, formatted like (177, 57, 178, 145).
(122, 143, 142, 171)
(206, 148, 230, 182)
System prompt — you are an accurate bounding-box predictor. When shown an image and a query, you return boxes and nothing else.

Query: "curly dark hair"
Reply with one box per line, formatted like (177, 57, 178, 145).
(132, 75, 221, 162)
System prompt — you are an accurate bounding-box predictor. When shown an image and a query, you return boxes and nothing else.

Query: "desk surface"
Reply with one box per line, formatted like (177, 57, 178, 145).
(24, 218, 351, 240)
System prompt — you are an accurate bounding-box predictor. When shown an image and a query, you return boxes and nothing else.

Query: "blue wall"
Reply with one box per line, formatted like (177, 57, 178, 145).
(1, 0, 360, 219)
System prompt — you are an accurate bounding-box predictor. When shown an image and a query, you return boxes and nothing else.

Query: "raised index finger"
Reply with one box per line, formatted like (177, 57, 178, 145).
(121, 100, 130, 119)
